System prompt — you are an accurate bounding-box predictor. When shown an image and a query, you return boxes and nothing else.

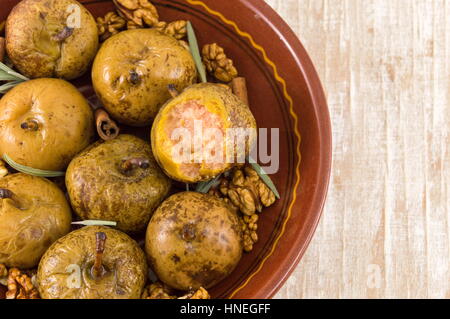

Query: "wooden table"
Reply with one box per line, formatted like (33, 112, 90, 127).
(267, 0, 450, 299)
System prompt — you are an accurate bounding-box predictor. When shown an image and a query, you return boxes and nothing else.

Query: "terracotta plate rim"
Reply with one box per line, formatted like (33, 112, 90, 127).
(267, 6, 332, 298)
(221, 0, 333, 298)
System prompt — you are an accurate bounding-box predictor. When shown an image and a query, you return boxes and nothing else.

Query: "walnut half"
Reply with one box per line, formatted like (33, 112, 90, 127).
(220, 166, 276, 216)
(211, 165, 277, 252)
(114, 0, 159, 29)
(97, 11, 126, 42)
(202, 43, 238, 83)
(142, 282, 210, 299)
(5, 268, 40, 299)
(154, 20, 187, 40)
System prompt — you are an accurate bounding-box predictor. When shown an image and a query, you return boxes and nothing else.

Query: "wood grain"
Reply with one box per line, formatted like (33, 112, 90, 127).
(266, 0, 450, 299)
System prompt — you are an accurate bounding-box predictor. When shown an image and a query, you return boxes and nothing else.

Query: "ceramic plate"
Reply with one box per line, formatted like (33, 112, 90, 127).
(0, 0, 332, 299)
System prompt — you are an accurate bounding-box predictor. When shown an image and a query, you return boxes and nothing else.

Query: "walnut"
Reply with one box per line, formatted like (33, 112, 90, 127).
(114, 0, 159, 29)
(153, 21, 167, 32)
(244, 166, 276, 207)
(223, 197, 239, 214)
(164, 20, 187, 40)
(5, 268, 40, 299)
(179, 287, 210, 299)
(202, 43, 238, 83)
(212, 165, 277, 252)
(126, 21, 140, 30)
(97, 11, 126, 41)
(143, 282, 175, 299)
(154, 20, 187, 40)
(142, 282, 210, 299)
(228, 187, 258, 216)
(258, 178, 276, 207)
(240, 214, 259, 252)
(220, 167, 265, 216)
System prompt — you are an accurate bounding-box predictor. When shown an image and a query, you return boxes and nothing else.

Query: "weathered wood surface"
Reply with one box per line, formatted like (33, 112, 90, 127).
(266, 0, 450, 299)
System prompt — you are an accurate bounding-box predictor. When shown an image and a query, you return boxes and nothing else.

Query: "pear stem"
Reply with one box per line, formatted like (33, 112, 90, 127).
(20, 119, 39, 131)
(120, 158, 150, 174)
(52, 26, 74, 42)
(0, 188, 20, 208)
(129, 70, 140, 85)
(0, 188, 13, 200)
(92, 232, 106, 280)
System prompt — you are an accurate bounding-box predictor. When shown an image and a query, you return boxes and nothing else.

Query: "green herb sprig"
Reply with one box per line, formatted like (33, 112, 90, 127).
(248, 158, 281, 199)
(3, 153, 65, 177)
(187, 21, 207, 83)
(0, 62, 29, 94)
(195, 174, 222, 194)
(72, 220, 117, 227)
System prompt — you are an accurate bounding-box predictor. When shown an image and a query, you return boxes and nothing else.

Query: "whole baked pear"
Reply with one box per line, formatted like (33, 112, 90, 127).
(145, 192, 243, 291)
(92, 29, 197, 126)
(0, 78, 94, 171)
(0, 173, 72, 269)
(66, 135, 171, 233)
(37, 226, 147, 299)
(6, 0, 99, 80)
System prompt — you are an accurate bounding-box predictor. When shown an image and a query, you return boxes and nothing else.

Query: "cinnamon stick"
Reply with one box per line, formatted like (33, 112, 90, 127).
(230, 77, 249, 106)
(95, 108, 120, 141)
(0, 37, 5, 63)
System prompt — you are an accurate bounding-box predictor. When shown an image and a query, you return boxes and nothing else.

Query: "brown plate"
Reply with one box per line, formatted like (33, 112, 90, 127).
(0, 0, 332, 299)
